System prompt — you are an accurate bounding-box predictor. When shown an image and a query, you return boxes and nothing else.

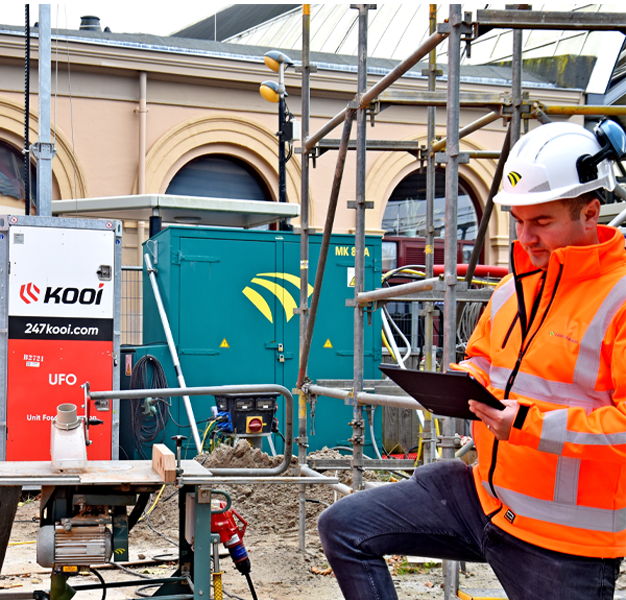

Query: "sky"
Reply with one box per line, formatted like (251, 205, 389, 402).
(2, 3, 232, 36)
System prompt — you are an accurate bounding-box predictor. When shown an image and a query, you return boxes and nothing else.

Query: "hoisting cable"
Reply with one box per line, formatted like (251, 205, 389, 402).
(24, 5, 31, 215)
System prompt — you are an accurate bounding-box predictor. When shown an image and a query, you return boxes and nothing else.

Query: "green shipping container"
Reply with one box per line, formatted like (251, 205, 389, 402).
(135, 226, 383, 456)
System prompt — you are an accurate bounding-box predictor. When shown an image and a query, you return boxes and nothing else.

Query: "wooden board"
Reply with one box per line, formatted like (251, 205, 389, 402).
(151, 444, 177, 483)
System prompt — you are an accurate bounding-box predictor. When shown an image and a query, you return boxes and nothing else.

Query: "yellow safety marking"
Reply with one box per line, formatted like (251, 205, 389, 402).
(457, 589, 506, 600)
(251, 278, 298, 322)
(323, 339, 333, 348)
(303, 4, 310, 16)
(243, 286, 273, 323)
(257, 272, 314, 296)
(507, 171, 522, 187)
(62, 566, 78, 572)
(219, 338, 230, 348)
(425, 244, 434, 255)
(114, 548, 126, 555)
(349, 275, 356, 287)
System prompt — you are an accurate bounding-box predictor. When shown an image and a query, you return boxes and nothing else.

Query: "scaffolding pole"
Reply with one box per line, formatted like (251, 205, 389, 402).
(442, 6, 462, 599)
(424, 3, 438, 464)
(297, 4, 312, 554)
(351, 4, 372, 494)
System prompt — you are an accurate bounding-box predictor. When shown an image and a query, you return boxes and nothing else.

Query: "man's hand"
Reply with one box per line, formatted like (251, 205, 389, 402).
(468, 399, 520, 441)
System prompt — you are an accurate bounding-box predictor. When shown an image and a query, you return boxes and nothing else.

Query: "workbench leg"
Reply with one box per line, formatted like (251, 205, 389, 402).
(194, 489, 214, 600)
(0, 486, 21, 573)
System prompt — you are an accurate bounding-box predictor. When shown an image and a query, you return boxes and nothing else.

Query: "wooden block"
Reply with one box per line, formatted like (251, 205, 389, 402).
(152, 444, 177, 483)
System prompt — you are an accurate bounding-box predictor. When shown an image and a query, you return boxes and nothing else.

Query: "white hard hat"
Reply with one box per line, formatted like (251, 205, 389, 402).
(494, 122, 617, 206)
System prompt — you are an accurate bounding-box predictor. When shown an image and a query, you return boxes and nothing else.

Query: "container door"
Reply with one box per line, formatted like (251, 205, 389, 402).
(176, 235, 280, 433)
(282, 236, 383, 452)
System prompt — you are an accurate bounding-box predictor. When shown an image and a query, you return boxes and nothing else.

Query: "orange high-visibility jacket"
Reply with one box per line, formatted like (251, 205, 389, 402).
(455, 225, 626, 558)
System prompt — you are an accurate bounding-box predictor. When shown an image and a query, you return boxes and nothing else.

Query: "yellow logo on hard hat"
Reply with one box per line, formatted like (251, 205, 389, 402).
(507, 171, 522, 187)
(243, 273, 314, 323)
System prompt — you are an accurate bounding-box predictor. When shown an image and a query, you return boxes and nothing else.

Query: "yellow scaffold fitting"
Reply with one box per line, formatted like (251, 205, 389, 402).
(213, 571, 224, 600)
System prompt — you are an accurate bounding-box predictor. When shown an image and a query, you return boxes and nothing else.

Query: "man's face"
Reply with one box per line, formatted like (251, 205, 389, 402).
(510, 199, 600, 270)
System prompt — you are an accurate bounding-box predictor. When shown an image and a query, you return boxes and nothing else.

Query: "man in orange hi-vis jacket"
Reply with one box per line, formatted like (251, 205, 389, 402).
(318, 121, 626, 600)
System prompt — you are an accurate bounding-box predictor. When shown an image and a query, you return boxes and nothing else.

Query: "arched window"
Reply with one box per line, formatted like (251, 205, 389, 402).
(382, 168, 479, 240)
(166, 154, 272, 201)
(0, 140, 36, 212)
(382, 168, 483, 353)
(381, 168, 481, 270)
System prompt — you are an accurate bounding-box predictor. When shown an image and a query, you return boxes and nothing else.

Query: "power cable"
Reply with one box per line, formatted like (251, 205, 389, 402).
(89, 567, 107, 600)
(129, 355, 170, 459)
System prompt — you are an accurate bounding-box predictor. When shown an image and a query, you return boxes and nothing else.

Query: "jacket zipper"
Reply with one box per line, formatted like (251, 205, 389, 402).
(487, 264, 562, 499)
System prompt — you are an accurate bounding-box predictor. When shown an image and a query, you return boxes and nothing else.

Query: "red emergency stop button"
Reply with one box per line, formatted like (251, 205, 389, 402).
(246, 416, 264, 433)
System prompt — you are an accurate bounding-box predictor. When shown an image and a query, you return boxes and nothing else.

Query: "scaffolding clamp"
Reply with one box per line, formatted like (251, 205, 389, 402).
(435, 151, 470, 165)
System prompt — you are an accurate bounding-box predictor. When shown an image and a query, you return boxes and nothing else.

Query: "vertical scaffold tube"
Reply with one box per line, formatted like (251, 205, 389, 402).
(424, 3, 438, 464)
(443, 5, 462, 599)
(352, 4, 371, 493)
(298, 3, 312, 553)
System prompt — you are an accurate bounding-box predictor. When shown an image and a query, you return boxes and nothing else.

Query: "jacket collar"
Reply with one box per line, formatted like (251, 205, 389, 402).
(511, 225, 626, 283)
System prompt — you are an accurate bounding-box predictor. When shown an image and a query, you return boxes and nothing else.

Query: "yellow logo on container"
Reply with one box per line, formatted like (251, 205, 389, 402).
(243, 273, 314, 323)
(507, 171, 522, 187)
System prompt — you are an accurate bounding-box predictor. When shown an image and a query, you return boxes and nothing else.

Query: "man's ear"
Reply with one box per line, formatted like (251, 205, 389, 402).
(582, 198, 601, 230)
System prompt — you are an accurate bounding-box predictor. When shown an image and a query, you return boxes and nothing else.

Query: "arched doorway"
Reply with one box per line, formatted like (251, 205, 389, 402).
(165, 154, 272, 201)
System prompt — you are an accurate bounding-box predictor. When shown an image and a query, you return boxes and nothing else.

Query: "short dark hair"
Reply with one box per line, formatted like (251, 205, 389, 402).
(563, 191, 601, 220)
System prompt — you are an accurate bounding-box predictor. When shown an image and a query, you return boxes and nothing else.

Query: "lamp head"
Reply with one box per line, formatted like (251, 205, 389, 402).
(264, 50, 294, 73)
(260, 80, 280, 103)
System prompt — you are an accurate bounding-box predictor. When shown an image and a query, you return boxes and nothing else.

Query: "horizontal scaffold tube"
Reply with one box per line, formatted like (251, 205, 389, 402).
(358, 277, 439, 305)
(307, 384, 423, 411)
(300, 464, 353, 496)
(86, 383, 293, 477)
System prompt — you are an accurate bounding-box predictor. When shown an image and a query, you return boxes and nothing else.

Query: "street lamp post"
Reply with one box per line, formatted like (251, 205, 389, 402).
(260, 51, 294, 230)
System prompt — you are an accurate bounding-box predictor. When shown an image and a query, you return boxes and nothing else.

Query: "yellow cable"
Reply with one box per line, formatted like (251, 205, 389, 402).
(8, 540, 36, 546)
(138, 484, 166, 522)
(382, 330, 398, 363)
(201, 420, 217, 452)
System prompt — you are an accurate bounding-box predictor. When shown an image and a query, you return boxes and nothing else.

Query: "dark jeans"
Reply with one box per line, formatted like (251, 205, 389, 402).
(318, 461, 622, 600)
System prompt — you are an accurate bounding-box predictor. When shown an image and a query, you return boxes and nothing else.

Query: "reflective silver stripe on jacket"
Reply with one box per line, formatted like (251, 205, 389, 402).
(490, 277, 516, 320)
(489, 367, 613, 409)
(574, 274, 626, 390)
(459, 356, 491, 376)
(539, 409, 626, 453)
(482, 481, 626, 533)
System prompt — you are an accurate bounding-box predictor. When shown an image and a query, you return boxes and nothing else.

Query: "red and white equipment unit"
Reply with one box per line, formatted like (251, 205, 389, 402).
(0, 216, 121, 461)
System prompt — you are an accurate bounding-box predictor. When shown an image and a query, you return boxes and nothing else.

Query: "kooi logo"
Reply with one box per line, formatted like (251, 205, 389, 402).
(20, 282, 40, 304)
(19, 283, 105, 305)
(243, 272, 313, 323)
(507, 171, 522, 187)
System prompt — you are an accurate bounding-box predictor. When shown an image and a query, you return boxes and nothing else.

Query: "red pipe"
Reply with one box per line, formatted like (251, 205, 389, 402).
(432, 264, 509, 278)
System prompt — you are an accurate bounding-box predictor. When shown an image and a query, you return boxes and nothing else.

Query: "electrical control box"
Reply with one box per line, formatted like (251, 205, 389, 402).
(215, 393, 276, 436)
(0, 216, 122, 461)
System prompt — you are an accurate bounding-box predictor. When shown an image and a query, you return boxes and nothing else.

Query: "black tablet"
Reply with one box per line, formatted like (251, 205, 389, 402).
(379, 365, 505, 421)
